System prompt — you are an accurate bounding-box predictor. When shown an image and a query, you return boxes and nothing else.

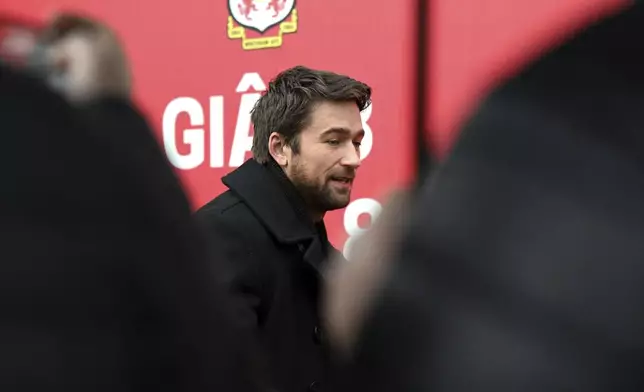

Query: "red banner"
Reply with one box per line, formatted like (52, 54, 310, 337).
(1, 0, 625, 255)
(428, 0, 626, 156)
(2, 0, 416, 255)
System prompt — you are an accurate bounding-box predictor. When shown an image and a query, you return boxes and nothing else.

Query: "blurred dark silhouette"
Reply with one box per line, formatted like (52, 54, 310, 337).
(0, 14, 259, 392)
(340, 1, 644, 391)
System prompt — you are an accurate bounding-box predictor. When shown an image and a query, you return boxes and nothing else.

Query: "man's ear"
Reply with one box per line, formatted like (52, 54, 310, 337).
(268, 132, 291, 167)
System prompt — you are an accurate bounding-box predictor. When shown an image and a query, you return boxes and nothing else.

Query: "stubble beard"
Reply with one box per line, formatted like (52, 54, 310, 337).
(289, 164, 351, 214)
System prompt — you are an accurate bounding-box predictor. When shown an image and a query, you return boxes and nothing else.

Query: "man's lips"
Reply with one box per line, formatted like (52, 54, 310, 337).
(330, 176, 354, 184)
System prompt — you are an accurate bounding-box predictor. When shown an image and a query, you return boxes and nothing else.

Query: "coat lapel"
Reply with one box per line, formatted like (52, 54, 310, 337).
(301, 236, 326, 276)
(222, 159, 329, 275)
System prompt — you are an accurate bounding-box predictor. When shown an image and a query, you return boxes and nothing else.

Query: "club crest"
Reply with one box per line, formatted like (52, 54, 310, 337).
(227, 0, 298, 50)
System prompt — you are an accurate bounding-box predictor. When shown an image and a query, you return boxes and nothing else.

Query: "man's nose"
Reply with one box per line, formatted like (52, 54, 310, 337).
(340, 144, 361, 168)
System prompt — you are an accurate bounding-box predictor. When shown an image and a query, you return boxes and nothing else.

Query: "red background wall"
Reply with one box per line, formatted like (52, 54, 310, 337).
(1, 0, 626, 254)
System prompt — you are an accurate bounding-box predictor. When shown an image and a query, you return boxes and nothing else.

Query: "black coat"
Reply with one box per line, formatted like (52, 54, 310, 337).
(0, 65, 258, 392)
(351, 2, 644, 392)
(196, 159, 341, 392)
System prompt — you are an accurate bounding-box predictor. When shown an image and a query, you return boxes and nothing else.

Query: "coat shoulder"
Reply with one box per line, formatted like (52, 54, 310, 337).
(197, 189, 243, 217)
(195, 190, 271, 245)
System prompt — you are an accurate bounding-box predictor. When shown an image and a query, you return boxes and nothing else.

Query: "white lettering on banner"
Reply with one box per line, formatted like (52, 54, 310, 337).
(230, 73, 266, 166)
(163, 97, 206, 170)
(342, 198, 383, 260)
(162, 72, 268, 170)
(235, 72, 267, 93)
(209, 96, 225, 168)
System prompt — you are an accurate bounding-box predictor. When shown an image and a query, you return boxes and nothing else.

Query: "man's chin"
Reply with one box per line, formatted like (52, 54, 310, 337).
(326, 196, 351, 211)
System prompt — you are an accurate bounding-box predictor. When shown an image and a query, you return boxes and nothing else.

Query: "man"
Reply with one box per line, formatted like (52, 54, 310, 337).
(196, 65, 371, 392)
(1, 14, 257, 392)
(325, 2, 644, 392)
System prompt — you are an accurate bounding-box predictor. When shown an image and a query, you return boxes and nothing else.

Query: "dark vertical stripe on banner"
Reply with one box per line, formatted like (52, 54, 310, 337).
(414, 0, 432, 191)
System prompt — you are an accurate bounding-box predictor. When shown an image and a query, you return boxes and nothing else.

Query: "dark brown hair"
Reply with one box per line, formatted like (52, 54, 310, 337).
(250, 65, 372, 164)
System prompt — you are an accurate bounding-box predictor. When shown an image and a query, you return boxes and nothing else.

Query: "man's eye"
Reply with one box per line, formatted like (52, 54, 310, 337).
(327, 139, 340, 146)
(353, 141, 362, 148)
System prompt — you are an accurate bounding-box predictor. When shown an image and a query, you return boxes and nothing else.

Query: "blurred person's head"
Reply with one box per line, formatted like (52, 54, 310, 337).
(38, 13, 131, 103)
(251, 65, 371, 218)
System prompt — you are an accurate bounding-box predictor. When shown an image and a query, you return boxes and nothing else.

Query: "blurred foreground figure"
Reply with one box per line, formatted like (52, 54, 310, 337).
(0, 14, 257, 392)
(326, 2, 644, 391)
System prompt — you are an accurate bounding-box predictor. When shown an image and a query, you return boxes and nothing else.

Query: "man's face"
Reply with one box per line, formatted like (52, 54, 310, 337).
(284, 101, 364, 215)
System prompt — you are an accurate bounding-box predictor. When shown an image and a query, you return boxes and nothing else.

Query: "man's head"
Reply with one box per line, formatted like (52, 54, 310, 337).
(251, 65, 371, 219)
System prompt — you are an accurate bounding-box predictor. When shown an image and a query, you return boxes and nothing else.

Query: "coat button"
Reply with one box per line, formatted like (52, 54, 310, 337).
(312, 326, 323, 344)
(308, 381, 321, 392)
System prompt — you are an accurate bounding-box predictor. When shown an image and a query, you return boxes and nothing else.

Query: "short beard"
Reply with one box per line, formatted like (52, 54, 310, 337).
(289, 164, 349, 214)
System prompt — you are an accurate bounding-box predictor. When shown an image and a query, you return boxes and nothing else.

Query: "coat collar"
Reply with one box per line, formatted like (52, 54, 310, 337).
(223, 159, 334, 275)
(222, 158, 318, 244)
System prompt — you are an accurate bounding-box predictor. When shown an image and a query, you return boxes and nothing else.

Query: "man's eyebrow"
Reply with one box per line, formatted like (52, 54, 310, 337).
(320, 127, 365, 138)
